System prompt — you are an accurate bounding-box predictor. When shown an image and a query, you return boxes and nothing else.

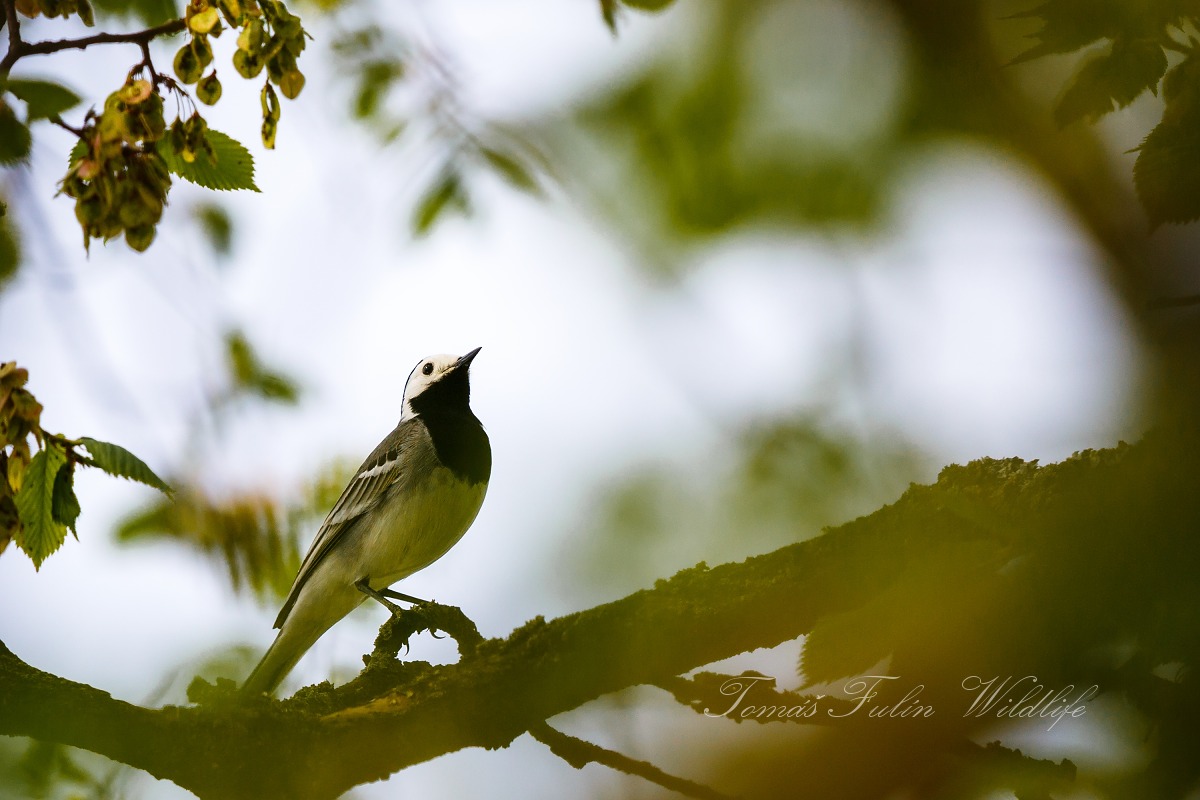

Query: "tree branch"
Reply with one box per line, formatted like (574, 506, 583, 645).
(0, 459, 973, 798)
(0, 16, 185, 76)
(528, 721, 733, 800)
(1, 0, 20, 74)
(0, 437, 1183, 799)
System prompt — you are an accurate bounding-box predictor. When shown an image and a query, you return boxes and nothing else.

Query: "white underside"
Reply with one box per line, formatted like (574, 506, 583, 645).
(245, 468, 487, 694)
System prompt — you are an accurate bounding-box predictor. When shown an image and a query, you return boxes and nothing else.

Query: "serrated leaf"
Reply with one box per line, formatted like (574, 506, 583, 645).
(14, 446, 67, 569)
(68, 137, 87, 167)
(800, 606, 894, 685)
(79, 437, 173, 494)
(412, 169, 467, 236)
(157, 129, 259, 191)
(1006, 0, 1124, 66)
(1133, 113, 1200, 227)
(1054, 38, 1167, 127)
(51, 463, 80, 534)
(5, 78, 82, 121)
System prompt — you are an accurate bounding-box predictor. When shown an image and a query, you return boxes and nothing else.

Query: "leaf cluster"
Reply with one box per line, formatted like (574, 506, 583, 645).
(0, 362, 171, 569)
(170, 0, 307, 149)
(59, 78, 173, 251)
(1011, 0, 1200, 225)
(2, 0, 300, 253)
(58, 77, 260, 250)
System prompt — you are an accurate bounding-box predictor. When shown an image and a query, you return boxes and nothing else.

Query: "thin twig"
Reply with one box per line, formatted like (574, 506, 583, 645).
(49, 114, 85, 138)
(1, 17, 185, 75)
(528, 721, 735, 800)
(1, 0, 21, 74)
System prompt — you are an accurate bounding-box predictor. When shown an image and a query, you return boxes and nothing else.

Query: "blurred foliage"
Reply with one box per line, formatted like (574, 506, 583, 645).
(325, 22, 548, 236)
(643, 437, 1200, 799)
(8, 741, 100, 800)
(115, 460, 350, 599)
(0, 202, 18, 290)
(599, 0, 678, 35)
(222, 329, 299, 405)
(103, 329, 310, 598)
(560, 3, 895, 268)
(0, 362, 171, 568)
(1009, 0, 1200, 226)
(90, 0, 176, 26)
(193, 201, 233, 256)
(575, 419, 924, 595)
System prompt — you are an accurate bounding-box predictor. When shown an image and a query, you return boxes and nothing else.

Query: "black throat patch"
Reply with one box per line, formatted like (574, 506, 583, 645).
(409, 368, 491, 485)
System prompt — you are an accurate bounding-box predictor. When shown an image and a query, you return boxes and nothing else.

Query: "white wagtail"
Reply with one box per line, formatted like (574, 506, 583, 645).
(242, 348, 491, 696)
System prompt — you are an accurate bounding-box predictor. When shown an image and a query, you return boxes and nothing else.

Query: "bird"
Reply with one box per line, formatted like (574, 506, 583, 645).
(242, 347, 491, 696)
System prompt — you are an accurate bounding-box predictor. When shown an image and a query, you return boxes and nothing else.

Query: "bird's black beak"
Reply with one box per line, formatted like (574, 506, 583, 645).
(456, 347, 482, 370)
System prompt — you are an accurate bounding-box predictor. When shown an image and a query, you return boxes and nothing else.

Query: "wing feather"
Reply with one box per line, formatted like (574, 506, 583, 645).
(273, 420, 418, 628)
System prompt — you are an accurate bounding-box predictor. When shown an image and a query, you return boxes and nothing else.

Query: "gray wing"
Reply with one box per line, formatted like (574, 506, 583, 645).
(273, 419, 421, 629)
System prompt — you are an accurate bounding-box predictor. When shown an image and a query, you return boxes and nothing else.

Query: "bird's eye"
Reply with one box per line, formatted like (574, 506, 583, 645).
(422, 362, 434, 376)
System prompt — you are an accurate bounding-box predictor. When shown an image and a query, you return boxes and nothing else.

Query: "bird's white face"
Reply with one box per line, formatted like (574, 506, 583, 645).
(401, 353, 467, 419)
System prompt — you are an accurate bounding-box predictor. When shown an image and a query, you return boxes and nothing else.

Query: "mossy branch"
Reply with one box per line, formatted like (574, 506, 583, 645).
(0, 437, 1191, 799)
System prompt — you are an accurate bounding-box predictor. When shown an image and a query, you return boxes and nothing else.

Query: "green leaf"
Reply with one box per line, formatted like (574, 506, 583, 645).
(67, 137, 87, 168)
(225, 330, 300, 404)
(195, 203, 233, 256)
(79, 437, 173, 494)
(1054, 38, 1167, 127)
(800, 605, 894, 685)
(157, 129, 259, 191)
(480, 147, 540, 194)
(5, 78, 83, 121)
(0, 104, 32, 166)
(1006, 0, 1123, 66)
(14, 446, 68, 569)
(1133, 112, 1200, 227)
(600, 0, 619, 33)
(412, 169, 467, 236)
(0, 210, 19, 290)
(51, 463, 81, 534)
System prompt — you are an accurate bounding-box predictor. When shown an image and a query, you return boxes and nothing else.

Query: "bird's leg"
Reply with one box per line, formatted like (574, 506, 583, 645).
(377, 587, 431, 605)
(355, 578, 405, 615)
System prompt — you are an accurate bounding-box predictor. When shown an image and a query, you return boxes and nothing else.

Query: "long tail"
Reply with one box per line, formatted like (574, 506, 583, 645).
(241, 622, 319, 697)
